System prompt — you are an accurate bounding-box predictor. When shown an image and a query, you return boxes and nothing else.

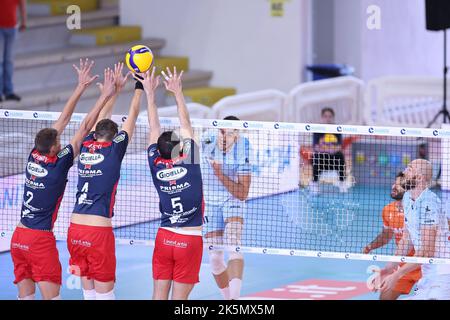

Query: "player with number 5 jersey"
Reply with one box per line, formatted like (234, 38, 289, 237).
(136, 66, 204, 300)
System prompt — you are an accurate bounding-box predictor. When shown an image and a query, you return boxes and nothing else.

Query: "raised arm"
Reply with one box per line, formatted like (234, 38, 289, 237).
(162, 66, 194, 139)
(363, 227, 394, 254)
(121, 87, 143, 140)
(70, 68, 116, 157)
(52, 58, 98, 135)
(135, 67, 161, 145)
(90, 62, 130, 132)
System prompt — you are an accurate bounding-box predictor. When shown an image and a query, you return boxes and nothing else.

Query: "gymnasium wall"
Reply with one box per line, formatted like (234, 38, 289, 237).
(331, 0, 443, 80)
(120, 0, 310, 93)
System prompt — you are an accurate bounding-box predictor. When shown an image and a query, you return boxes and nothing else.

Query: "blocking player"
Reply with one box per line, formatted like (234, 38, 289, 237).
(10, 59, 114, 300)
(137, 66, 203, 300)
(68, 62, 141, 300)
(363, 172, 421, 300)
(376, 159, 450, 299)
(201, 116, 252, 300)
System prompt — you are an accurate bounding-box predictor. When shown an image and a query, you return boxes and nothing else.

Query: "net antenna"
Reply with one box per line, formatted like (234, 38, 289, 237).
(426, 0, 450, 126)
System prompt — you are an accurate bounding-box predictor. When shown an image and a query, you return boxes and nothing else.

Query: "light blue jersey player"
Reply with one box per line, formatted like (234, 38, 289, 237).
(201, 116, 252, 300)
(379, 159, 450, 300)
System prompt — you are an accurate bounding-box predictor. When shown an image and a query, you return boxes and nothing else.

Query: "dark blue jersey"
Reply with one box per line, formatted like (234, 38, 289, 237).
(73, 131, 129, 218)
(20, 145, 74, 230)
(148, 138, 204, 228)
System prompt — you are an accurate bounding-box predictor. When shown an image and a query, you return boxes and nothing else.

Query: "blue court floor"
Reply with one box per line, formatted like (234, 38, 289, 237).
(1, 184, 425, 300)
(0, 241, 387, 300)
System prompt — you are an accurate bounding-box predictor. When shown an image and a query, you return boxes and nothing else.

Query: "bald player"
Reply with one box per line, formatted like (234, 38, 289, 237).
(364, 172, 421, 300)
(137, 66, 204, 300)
(10, 59, 115, 300)
(377, 159, 450, 299)
(68, 62, 141, 300)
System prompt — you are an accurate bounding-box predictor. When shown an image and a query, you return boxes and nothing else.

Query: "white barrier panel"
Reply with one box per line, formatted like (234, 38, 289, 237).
(288, 76, 364, 125)
(139, 102, 212, 119)
(211, 89, 286, 122)
(364, 76, 450, 127)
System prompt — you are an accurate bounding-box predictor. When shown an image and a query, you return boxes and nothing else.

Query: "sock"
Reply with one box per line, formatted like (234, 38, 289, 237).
(220, 286, 230, 300)
(18, 293, 35, 300)
(83, 289, 96, 300)
(51, 295, 61, 300)
(96, 289, 115, 300)
(229, 278, 242, 300)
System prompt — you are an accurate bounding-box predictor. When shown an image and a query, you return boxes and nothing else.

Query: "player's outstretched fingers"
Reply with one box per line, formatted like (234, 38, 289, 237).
(165, 66, 173, 78)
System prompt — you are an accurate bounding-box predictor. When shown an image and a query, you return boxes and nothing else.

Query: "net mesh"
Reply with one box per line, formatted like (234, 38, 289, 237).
(1, 112, 450, 263)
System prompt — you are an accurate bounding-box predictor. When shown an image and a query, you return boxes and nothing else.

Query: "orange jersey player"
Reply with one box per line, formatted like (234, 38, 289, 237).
(363, 172, 421, 300)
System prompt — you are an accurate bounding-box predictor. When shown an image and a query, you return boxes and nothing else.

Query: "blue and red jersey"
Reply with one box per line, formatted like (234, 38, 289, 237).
(73, 131, 129, 218)
(148, 138, 204, 228)
(20, 145, 74, 230)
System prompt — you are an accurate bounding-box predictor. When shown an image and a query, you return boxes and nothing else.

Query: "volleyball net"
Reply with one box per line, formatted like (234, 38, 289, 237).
(1, 110, 450, 265)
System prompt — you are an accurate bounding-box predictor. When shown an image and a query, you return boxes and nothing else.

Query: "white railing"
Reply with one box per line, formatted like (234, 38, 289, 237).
(139, 102, 212, 119)
(288, 76, 364, 125)
(210, 89, 287, 122)
(364, 76, 449, 127)
(133, 76, 448, 127)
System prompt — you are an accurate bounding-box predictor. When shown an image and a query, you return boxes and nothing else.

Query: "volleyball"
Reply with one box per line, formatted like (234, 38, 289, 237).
(125, 45, 154, 73)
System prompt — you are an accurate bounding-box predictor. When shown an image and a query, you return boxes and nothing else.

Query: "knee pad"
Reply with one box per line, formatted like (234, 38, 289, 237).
(208, 250, 227, 275)
(18, 293, 35, 300)
(95, 289, 115, 300)
(83, 289, 96, 300)
(224, 221, 243, 247)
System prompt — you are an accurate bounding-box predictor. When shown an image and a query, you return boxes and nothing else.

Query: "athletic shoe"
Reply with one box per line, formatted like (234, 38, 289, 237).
(5, 93, 21, 102)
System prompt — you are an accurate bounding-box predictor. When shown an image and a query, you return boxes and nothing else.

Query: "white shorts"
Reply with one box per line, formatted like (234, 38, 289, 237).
(403, 275, 450, 300)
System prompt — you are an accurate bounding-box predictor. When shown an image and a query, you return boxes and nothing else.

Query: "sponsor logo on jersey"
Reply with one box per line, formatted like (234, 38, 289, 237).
(169, 215, 182, 224)
(157, 167, 188, 182)
(160, 182, 191, 194)
(182, 140, 192, 156)
(78, 168, 103, 178)
(21, 209, 33, 219)
(77, 193, 93, 206)
(57, 148, 70, 158)
(27, 162, 48, 179)
(25, 178, 45, 189)
(80, 153, 104, 168)
(113, 133, 126, 143)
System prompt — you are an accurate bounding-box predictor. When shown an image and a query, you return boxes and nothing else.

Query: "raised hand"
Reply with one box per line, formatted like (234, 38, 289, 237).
(113, 62, 131, 93)
(134, 66, 160, 96)
(97, 68, 115, 99)
(73, 58, 99, 89)
(161, 66, 184, 95)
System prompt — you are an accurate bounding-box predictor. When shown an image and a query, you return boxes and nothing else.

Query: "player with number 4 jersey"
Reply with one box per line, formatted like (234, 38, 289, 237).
(68, 63, 141, 300)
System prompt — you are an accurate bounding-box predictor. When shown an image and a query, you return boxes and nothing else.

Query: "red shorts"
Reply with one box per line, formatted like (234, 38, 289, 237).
(67, 223, 116, 283)
(10, 227, 62, 285)
(153, 228, 203, 284)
